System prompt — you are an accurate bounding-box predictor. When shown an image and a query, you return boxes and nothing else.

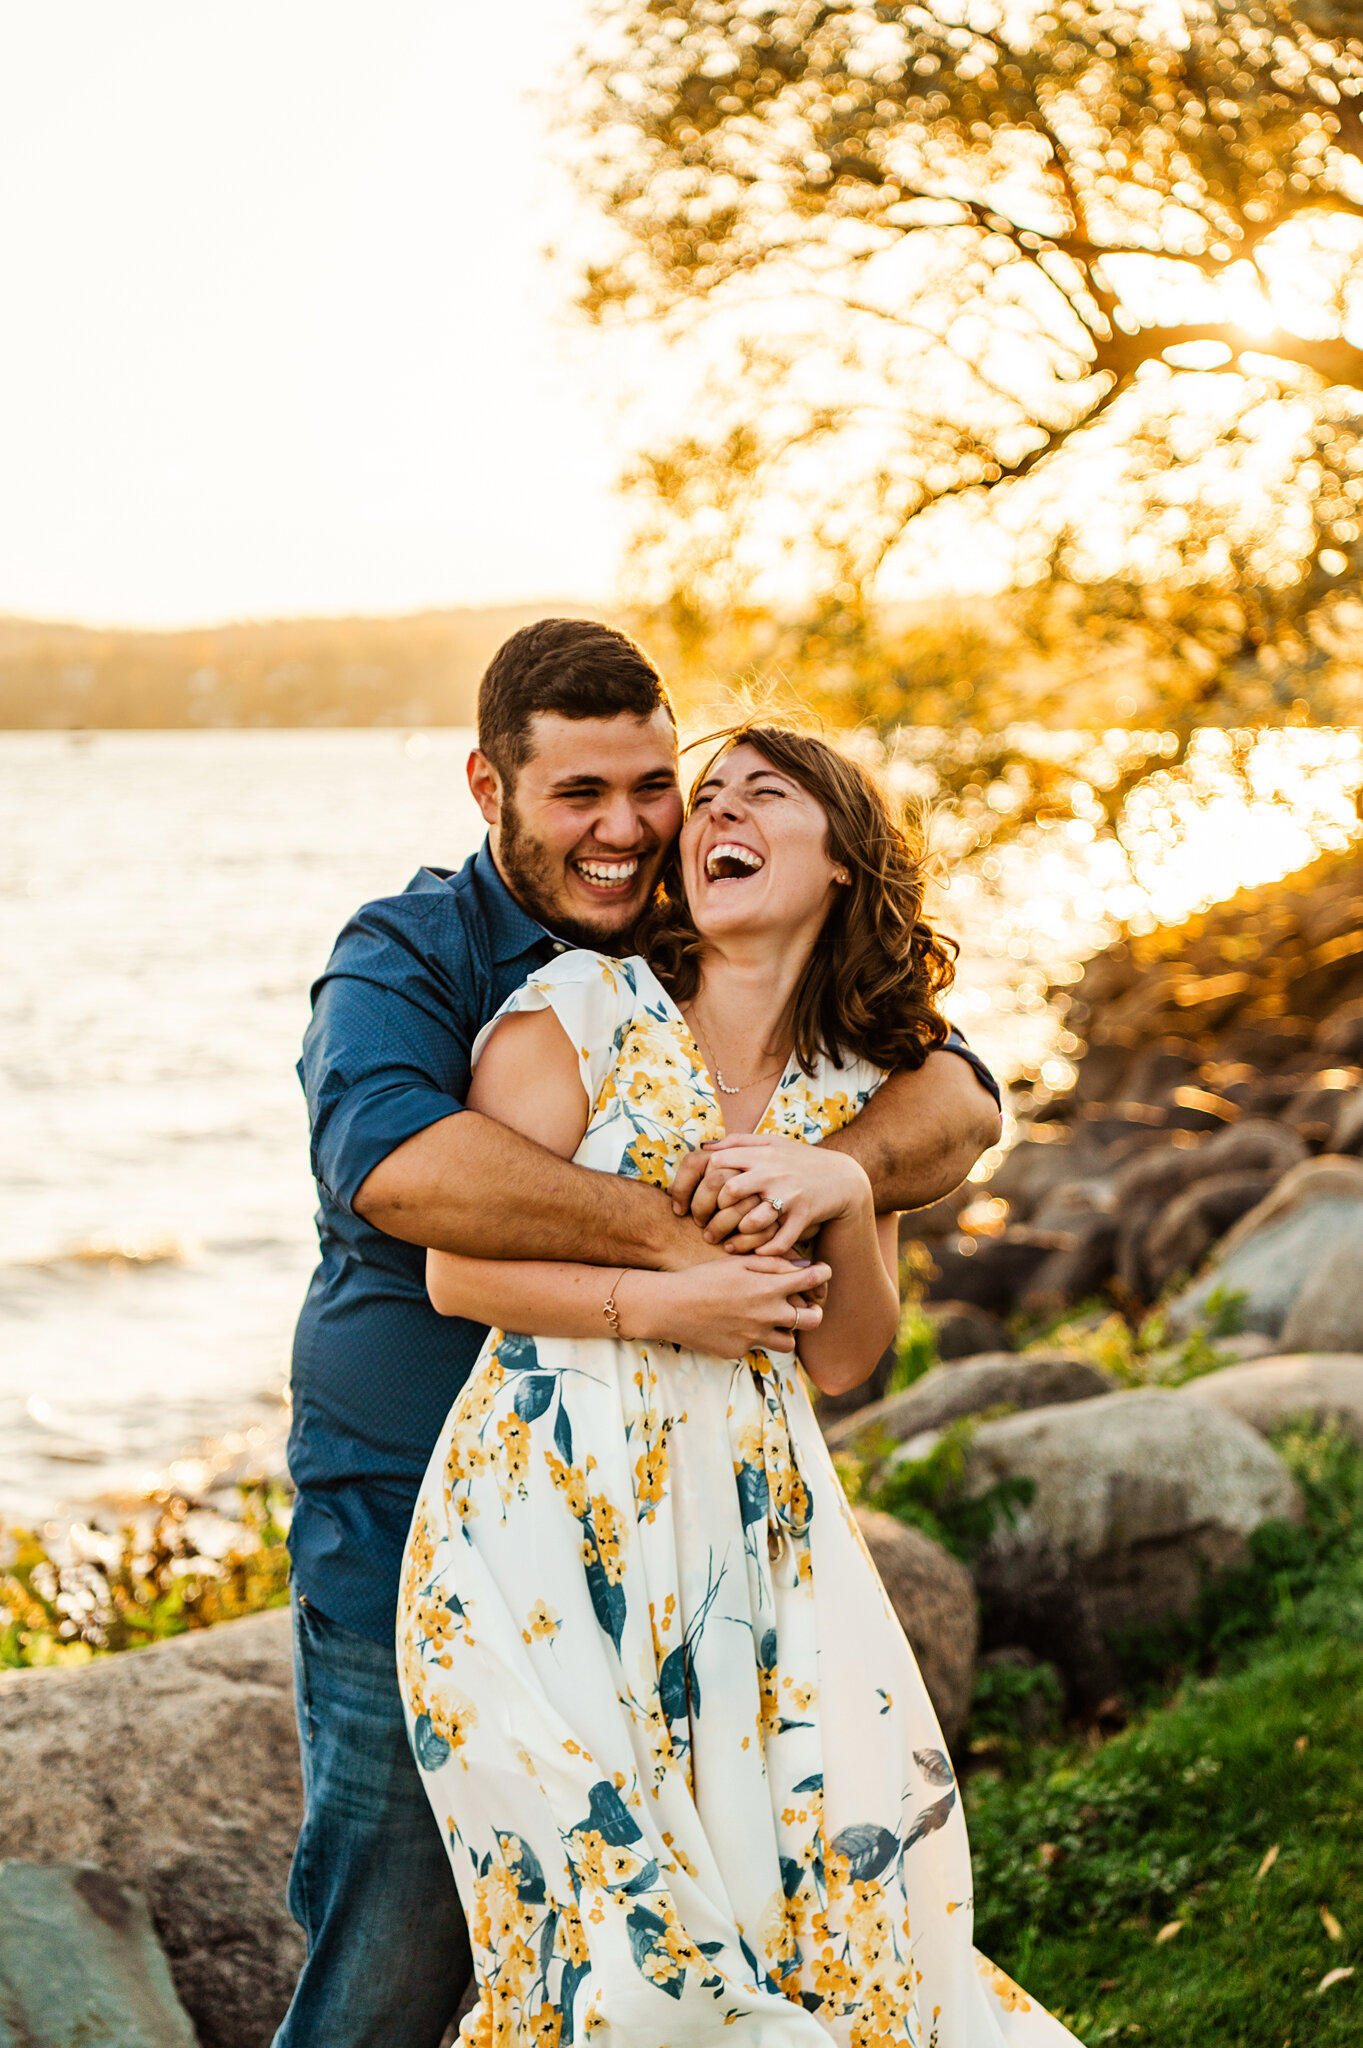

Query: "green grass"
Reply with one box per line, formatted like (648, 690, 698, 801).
(966, 1635, 1363, 2044)
(963, 1424, 1363, 2044)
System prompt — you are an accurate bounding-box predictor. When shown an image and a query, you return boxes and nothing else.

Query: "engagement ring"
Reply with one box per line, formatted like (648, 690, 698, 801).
(770, 1195, 785, 1216)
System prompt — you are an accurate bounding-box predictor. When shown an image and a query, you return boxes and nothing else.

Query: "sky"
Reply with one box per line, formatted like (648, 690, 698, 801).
(0, 0, 641, 626)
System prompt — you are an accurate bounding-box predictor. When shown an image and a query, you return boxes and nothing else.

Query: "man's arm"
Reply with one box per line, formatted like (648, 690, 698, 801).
(304, 915, 717, 1272)
(672, 1047, 1002, 1255)
(823, 1050, 1002, 1209)
(355, 1111, 719, 1271)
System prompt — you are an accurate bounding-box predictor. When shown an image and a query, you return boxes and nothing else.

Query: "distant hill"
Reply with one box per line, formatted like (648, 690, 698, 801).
(0, 603, 613, 728)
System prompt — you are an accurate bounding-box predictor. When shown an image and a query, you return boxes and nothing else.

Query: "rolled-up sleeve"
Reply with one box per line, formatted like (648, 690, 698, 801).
(300, 898, 477, 1212)
(941, 1026, 1002, 1111)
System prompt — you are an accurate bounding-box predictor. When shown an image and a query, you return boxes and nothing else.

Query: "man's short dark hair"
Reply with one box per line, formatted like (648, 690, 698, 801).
(477, 618, 674, 784)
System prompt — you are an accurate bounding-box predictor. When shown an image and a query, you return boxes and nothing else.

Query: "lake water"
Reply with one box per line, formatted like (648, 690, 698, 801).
(1, 729, 1037, 1527)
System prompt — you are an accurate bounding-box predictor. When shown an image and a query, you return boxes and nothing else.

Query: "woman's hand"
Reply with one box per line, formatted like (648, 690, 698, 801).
(671, 1133, 873, 1259)
(622, 1254, 832, 1358)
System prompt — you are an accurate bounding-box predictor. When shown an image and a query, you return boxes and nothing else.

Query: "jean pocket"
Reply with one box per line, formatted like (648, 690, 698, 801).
(294, 1590, 322, 1744)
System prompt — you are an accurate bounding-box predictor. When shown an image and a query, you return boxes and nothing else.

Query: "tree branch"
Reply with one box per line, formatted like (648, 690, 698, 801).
(1092, 320, 1363, 387)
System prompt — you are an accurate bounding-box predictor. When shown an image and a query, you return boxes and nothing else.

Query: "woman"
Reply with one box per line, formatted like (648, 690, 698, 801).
(397, 726, 1077, 2047)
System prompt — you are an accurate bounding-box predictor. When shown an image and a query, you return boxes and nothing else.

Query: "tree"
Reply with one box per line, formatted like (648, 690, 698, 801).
(575, 0, 1363, 765)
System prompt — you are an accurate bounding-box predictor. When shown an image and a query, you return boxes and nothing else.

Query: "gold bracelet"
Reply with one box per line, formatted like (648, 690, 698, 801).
(603, 1269, 629, 1339)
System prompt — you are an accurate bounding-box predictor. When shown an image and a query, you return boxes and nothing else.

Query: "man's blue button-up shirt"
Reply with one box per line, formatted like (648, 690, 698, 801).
(289, 839, 1000, 1645)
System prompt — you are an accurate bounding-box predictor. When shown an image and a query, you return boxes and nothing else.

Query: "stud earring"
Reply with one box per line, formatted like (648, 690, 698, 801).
(834, 868, 851, 885)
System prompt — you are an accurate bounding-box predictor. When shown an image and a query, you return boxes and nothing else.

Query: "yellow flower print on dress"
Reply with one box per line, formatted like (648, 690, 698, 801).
(976, 1956, 1032, 2013)
(524, 1600, 560, 1643)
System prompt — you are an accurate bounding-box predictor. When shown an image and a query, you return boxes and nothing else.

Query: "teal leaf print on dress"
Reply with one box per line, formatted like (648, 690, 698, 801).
(495, 1330, 538, 1372)
(830, 1822, 900, 1883)
(584, 1548, 626, 1652)
(580, 1778, 642, 1845)
(514, 1374, 556, 1423)
(658, 1643, 688, 1725)
(627, 1905, 686, 1999)
(412, 1714, 450, 1772)
(553, 1398, 573, 1466)
(736, 1461, 769, 1527)
(558, 1957, 590, 2043)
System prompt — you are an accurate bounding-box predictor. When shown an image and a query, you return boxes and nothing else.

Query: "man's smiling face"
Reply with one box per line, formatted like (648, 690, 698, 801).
(470, 708, 683, 949)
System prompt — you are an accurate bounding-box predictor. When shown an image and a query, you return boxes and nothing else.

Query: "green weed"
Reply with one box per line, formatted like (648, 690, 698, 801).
(0, 1480, 291, 1668)
(870, 1415, 1036, 1562)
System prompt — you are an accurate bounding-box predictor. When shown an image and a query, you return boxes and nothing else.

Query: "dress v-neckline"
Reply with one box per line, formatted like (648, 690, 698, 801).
(631, 956, 801, 1138)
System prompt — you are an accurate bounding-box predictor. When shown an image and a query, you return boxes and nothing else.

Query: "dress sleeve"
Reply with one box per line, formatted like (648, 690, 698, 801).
(471, 952, 638, 1115)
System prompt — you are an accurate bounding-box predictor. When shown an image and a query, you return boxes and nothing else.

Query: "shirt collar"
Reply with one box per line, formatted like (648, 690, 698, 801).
(467, 837, 565, 963)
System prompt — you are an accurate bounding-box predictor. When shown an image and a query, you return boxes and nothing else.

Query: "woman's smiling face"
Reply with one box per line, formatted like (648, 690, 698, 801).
(680, 741, 844, 946)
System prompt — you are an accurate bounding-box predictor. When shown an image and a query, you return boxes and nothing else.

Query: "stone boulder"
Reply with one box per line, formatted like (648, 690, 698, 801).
(1140, 1170, 1280, 1296)
(1184, 1353, 1363, 1445)
(924, 1300, 1013, 1361)
(1110, 1121, 1305, 1301)
(0, 1861, 196, 2046)
(854, 1509, 978, 1747)
(955, 1389, 1300, 1703)
(0, 1609, 302, 2048)
(1333, 1089, 1363, 1156)
(923, 1230, 1066, 1314)
(1279, 1236, 1363, 1353)
(1166, 1156, 1363, 1338)
(826, 1353, 1116, 1461)
(1019, 1214, 1119, 1314)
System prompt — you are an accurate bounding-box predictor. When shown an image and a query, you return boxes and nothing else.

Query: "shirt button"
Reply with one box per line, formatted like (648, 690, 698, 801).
(552, 942, 567, 954)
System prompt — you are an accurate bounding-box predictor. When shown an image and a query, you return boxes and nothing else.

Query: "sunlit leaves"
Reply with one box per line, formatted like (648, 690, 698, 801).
(575, 1, 1363, 685)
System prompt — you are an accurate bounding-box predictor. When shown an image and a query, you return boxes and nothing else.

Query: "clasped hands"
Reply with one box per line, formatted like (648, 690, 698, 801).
(670, 1130, 868, 1258)
(618, 1135, 871, 1359)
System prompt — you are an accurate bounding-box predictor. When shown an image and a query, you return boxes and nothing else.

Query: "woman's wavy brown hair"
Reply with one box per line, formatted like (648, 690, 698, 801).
(635, 721, 958, 1073)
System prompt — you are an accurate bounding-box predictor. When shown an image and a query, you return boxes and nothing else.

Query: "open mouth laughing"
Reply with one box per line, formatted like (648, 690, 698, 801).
(704, 841, 765, 883)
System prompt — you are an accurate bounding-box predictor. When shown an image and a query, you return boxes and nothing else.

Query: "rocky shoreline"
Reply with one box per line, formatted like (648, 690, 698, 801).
(911, 839, 1363, 1340)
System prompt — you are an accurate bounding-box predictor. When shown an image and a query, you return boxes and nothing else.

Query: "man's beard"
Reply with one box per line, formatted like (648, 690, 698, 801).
(498, 794, 652, 953)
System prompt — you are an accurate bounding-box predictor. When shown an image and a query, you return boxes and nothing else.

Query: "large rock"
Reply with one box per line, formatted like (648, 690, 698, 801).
(826, 1353, 1116, 1460)
(1141, 1170, 1279, 1296)
(1020, 1214, 1119, 1314)
(1165, 1156, 1363, 1338)
(854, 1509, 978, 1748)
(923, 1230, 1062, 1314)
(1184, 1353, 1363, 1445)
(1280, 1236, 1363, 1352)
(0, 1609, 302, 2048)
(1110, 1121, 1305, 1301)
(1334, 1089, 1363, 1155)
(924, 1300, 1012, 1361)
(957, 1389, 1300, 1703)
(0, 1861, 196, 2046)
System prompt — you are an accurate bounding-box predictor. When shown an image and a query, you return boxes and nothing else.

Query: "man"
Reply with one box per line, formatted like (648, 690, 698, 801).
(274, 618, 1001, 2046)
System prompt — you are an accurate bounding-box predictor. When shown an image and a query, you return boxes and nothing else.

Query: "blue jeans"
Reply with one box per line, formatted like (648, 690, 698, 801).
(272, 1587, 472, 2048)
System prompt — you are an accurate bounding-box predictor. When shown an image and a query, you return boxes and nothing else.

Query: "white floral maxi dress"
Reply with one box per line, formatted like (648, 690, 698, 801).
(397, 951, 1077, 2048)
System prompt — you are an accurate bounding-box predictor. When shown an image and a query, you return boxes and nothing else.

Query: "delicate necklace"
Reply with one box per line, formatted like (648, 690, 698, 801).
(683, 1004, 789, 1097)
